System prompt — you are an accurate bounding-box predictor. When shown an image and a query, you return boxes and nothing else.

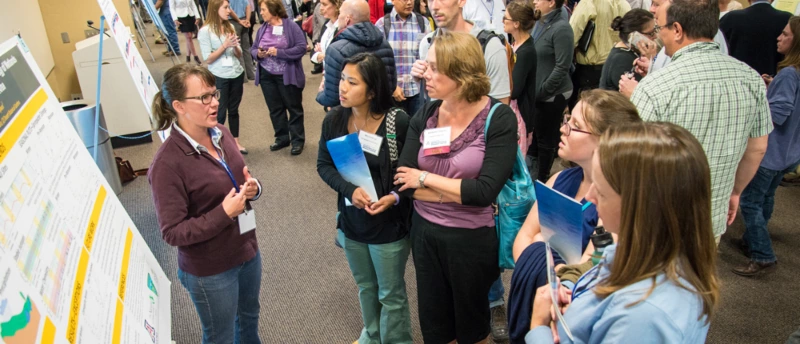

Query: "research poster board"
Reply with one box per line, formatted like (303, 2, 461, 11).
(96, 0, 168, 141)
(0, 37, 171, 344)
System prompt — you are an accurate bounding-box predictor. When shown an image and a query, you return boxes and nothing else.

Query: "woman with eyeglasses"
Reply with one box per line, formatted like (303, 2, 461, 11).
(505, 1, 538, 149)
(526, 122, 720, 343)
(508, 89, 640, 344)
(599, 9, 655, 92)
(198, 0, 249, 154)
(149, 64, 264, 343)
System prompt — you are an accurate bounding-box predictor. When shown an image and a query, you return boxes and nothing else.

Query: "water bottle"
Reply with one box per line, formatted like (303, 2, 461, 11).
(590, 225, 613, 265)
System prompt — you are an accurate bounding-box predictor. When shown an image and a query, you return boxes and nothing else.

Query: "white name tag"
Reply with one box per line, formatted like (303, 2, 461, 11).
(222, 55, 233, 67)
(272, 26, 284, 35)
(358, 131, 383, 156)
(237, 204, 256, 234)
(422, 127, 451, 156)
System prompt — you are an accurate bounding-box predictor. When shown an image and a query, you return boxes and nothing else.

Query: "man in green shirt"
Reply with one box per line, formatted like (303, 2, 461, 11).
(630, 0, 772, 241)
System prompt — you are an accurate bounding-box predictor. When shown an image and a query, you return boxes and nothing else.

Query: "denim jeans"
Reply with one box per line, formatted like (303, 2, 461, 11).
(178, 251, 262, 344)
(398, 93, 423, 118)
(230, 20, 255, 80)
(740, 161, 800, 263)
(488, 273, 505, 308)
(158, 6, 181, 54)
(338, 230, 413, 344)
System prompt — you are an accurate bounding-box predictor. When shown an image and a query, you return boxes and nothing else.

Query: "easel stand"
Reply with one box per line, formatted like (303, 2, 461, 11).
(130, 0, 156, 62)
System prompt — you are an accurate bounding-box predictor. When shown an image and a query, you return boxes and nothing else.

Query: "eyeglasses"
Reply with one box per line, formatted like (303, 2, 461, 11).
(562, 115, 592, 136)
(640, 28, 657, 38)
(182, 89, 221, 105)
(653, 22, 673, 35)
(502, 17, 514, 22)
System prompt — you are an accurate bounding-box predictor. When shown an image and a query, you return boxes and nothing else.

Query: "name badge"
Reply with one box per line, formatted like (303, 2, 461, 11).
(358, 131, 383, 156)
(422, 127, 451, 156)
(222, 55, 233, 67)
(237, 203, 256, 234)
(272, 26, 284, 35)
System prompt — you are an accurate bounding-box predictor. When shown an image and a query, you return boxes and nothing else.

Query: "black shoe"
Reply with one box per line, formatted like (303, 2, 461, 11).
(311, 64, 323, 74)
(270, 141, 290, 151)
(186, 56, 191, 63)
(490, 304, 509, 342)
(732, 261, 777, 277)
(291, 144, 304, 156)
(194, 56, 202, 65)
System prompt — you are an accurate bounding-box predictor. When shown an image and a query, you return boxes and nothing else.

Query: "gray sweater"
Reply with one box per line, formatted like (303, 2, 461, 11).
(531, 8, 574, 101)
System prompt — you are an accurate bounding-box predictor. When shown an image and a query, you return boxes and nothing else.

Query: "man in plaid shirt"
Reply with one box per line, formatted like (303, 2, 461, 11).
(375, 0, 430, 116)
(631, 0, 772, 243)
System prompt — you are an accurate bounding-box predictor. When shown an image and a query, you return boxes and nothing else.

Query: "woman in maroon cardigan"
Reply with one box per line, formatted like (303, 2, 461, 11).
(252, 0, 308, 155)
(148, 64, 264, 343)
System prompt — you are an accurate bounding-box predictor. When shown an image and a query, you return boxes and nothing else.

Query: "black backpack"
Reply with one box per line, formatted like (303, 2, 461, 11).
(382, 12, 428, 38)
(476, 29, 516, 92)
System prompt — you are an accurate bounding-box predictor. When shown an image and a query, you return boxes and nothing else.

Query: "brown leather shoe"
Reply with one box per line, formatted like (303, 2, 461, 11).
(732, 261, 777, 277)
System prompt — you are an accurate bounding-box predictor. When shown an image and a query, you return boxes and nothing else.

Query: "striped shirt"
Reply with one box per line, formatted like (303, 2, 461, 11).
(631, 42, 773, 238)
(375, 10, 430, 97)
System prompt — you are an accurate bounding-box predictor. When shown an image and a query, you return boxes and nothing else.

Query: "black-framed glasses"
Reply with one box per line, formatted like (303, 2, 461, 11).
(562, 115, 592, 136)
(502, 16, 514, 22)
(182, 89, 221, 105)
(640, 28, 657, 38)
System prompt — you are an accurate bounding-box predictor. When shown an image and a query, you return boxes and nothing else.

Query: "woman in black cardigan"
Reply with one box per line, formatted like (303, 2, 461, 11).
(505, 1, 537, 149)
(316, 52, 413, 343)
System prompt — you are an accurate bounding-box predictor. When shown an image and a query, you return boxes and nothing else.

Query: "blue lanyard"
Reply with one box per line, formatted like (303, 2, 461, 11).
(214, 145, 240, 193)
(571, 262, 603, 301)
(480, 0, 494, 20)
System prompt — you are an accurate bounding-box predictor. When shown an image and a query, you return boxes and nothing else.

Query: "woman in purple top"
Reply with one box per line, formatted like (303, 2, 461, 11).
(393, 31, 518, 344)
(252, 0, 307, 155)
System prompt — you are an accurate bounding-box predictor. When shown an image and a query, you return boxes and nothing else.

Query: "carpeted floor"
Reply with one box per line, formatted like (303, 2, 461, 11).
(114, 25, 800, 343)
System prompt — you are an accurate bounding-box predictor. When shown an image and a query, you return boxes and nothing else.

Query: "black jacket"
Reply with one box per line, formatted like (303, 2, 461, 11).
(511, 38, 537, 133)
(316, 107, 411, 244)
(720, 4, 792, 76)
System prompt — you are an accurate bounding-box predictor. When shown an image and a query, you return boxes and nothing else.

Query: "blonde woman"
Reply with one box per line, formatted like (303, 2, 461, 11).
(394, 31, 518, 344)
(198, 0, 249, 153)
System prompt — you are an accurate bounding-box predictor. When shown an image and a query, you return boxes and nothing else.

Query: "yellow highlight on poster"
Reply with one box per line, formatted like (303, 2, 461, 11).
(83, 186, 107, 252)
(118, 228, 133, 300)
(67, 248, 90, 344)
(112, 299, 125, 344)
(0, 88, 47, 165)
(40, 316, 57, 344)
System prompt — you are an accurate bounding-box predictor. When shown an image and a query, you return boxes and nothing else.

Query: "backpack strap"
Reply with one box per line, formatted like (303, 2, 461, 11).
(476, 29, 507, 54)
(384, 12, 428, 39)
(483, 102, 504, 139)
(383, 13, 391, 39)
(386, 107, 399, 162)
(414, 12, 427, 33)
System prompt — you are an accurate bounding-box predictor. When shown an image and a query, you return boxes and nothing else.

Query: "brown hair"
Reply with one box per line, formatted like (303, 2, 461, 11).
(579, 89, 642, 135)
(321, 0, 344, 17)
(205, 0, 236, 37)
(152, 64, 217, 131)
(594, 122, 720, 322)
(432, 31, 491, 103)
(260, 0, 288, 19)
(507, 1, 536, 32)
(779, 16, 800, 72)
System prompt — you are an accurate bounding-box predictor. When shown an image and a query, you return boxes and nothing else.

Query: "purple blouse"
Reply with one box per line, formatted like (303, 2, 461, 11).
(415, 102, 495, 229)
(257, 24, 289, 75)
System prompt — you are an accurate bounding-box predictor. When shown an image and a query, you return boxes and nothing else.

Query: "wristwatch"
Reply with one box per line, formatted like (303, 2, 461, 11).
(419, 171, 429, 189)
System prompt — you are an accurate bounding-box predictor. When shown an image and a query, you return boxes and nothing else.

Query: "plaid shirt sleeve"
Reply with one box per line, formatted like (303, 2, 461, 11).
(631, 81, 659, 122)
(750, 82, 774, 138)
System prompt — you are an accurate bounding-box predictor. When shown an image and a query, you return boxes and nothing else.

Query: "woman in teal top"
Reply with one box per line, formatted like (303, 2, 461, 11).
(527, 122, 720, 343)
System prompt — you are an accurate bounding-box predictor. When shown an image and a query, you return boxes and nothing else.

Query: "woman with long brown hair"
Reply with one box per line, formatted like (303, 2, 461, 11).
(526, 122, 720, 343)
(198, 0, 249, 153)
(149, 64, 263, 343)
(734, 16, 800, 277)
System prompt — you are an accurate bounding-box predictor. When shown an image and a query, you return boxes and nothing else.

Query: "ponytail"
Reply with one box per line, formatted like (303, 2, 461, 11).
(152, 89, 178, 131)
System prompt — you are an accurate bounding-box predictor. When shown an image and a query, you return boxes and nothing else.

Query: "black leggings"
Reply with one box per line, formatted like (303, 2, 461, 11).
(530, 94, 567, 181)
(215, 73, 244, 137)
